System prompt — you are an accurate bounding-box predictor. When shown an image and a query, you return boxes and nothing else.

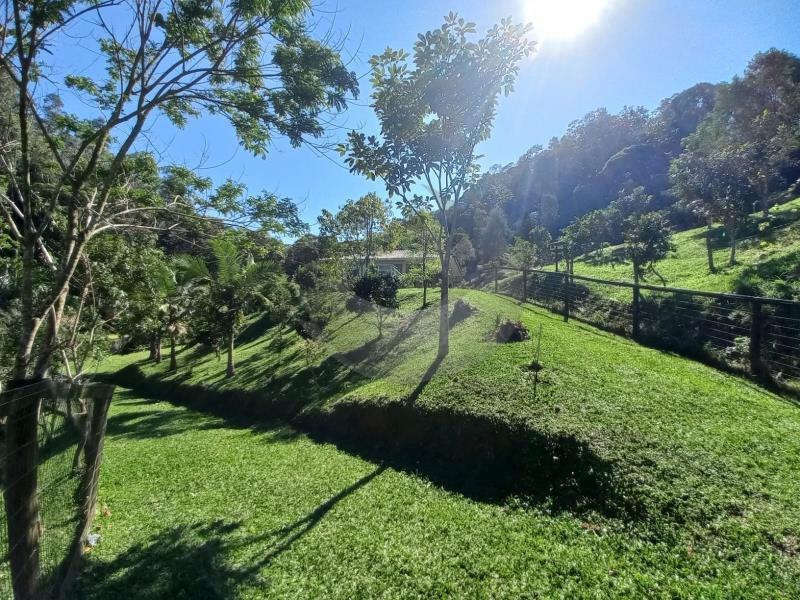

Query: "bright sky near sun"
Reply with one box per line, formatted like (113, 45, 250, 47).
(57, 0, 800, 228)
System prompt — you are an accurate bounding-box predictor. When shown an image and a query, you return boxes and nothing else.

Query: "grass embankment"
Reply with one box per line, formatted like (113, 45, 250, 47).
(494, 198, 800, 301)
(76, 289, 800, 598)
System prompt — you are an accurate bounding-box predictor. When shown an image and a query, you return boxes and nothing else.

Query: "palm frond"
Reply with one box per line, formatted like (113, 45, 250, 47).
(174, 254, 210, 285)
(210, 237, 240, 285)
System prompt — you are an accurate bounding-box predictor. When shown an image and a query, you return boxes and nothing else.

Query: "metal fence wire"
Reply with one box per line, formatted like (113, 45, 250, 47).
(0, 379, 114, 599)
(493, 266, 800, 392)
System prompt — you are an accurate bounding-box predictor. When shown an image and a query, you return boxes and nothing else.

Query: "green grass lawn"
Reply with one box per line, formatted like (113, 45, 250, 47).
(77, 289, 800, 598)
(493, 198, 800, 302)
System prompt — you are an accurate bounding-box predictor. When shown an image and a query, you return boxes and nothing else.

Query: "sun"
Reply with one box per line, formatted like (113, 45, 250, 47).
(524, 0, 612, 42)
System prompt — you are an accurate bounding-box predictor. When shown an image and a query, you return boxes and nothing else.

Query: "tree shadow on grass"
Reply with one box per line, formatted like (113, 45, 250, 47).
(333, 307, 432, 379)
(105, 407, 228, 441)
(300, 353, 645, 521)
(72, 467, 386, 599)
(104, 352, 366, 437)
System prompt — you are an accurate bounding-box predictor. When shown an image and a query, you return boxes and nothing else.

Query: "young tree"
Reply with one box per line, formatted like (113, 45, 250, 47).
(0, 0, 358, 383)
(623, 212, 674, 286)
(177, 237, 295, 378)
(507, 238, 536, 299)
(351, 272, 400, 338)
(400, 207, 438, 307)
(343, 14, 534, 358)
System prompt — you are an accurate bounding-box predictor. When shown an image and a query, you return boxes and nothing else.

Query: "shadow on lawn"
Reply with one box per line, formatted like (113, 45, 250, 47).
(105, 352, 642, 520)
(73, 467, 385, 599)
(309, 393, 642, 520)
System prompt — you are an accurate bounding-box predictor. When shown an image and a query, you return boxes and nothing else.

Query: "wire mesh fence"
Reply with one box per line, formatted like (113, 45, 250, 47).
(1, 379, 114, 599)
(493, 266, 800, 391)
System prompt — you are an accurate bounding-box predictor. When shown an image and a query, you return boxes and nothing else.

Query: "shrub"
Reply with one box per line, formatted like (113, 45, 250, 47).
(495, 319, 530, 343)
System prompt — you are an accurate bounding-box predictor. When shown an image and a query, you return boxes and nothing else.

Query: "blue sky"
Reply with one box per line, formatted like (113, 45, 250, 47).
(58, 0, 800, 227)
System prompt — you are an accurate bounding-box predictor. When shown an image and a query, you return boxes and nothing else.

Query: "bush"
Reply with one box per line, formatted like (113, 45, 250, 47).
(495, 319, 530, 343)
(352, 272, 401, 306)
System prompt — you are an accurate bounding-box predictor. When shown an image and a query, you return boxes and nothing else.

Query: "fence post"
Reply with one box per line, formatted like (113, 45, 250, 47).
(562, 272, 570, 322)
(77, 386, 113, 543)
(632, 281, 641, 339)
(750, 301, 766, 378)
(522, 269, 528, 301)
(3, 380, 47, 600)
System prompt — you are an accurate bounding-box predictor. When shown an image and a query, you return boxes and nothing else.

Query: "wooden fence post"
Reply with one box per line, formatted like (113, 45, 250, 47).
(632, 282, 641, 339)
(77, 387, 112, 543)
(522, 269, 528, 301)
(750, 301, 766, 378)
(562, 272, 570, 322)
(3, 380, 47, 600)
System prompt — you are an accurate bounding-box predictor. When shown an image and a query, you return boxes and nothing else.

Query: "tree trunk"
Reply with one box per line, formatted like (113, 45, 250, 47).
(729, 226, 737, 266)
(705, 225, 715, 273)
(154, 333, 161, 364)
(4, 381, 43, 600)
(438, 249, 451, 359)
(148, 334, 157, 361)
(226, 326, 235, 378)
(169, 335, 177, 371)
(421, 239, 428, 308)
(632, 266, 641, 339)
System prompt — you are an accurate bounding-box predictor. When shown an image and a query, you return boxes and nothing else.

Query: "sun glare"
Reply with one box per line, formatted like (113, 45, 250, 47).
(524, 0, 612, 42)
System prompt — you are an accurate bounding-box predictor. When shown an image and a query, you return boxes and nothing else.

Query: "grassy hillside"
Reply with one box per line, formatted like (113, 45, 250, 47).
(79, 289, 800, 598)
(491, 198, 800, 300)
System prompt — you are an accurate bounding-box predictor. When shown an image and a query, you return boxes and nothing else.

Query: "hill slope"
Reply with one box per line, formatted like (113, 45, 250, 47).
(543, 198, 800, 296)
(86, 289, 800, 597)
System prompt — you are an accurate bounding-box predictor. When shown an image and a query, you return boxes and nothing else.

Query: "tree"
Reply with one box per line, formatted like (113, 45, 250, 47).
(351, 272, 400, 338)
(694, 50, 800, 206)
(160, 284, 190, 372)
(480, 205, 509, 292)
(527, 226, 552, 261)
(0, 0, 358, 384)
(671, 148, 758, 268)
(343, 13, 534, 358)
(177, 237, 294, 378)
(328, 193, 391, 270)
(507, 238, 536, 299)
(623, 212, 674, 286)
(399, 208, 438, 307)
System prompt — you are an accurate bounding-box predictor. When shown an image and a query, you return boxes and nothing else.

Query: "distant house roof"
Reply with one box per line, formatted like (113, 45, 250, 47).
(373, 250, 419, 261)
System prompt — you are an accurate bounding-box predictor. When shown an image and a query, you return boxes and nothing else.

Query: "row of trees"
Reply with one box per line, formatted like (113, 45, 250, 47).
(458, 49, 800, 274)
(0, 0, 359, 388)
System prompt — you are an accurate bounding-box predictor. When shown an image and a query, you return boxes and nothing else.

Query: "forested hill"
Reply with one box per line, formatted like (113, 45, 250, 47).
(458, 49, 800, 243)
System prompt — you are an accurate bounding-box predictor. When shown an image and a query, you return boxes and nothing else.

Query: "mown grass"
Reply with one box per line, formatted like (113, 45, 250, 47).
(492, 198, 800, 302)
(77, 289, 800, 598)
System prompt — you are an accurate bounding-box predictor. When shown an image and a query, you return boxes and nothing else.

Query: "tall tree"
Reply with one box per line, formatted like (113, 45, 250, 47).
(329, 193, 391, 270)
(480, 205, 509, 292)
(343, 13, 534, 357)
(0, 0, 357, 383)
